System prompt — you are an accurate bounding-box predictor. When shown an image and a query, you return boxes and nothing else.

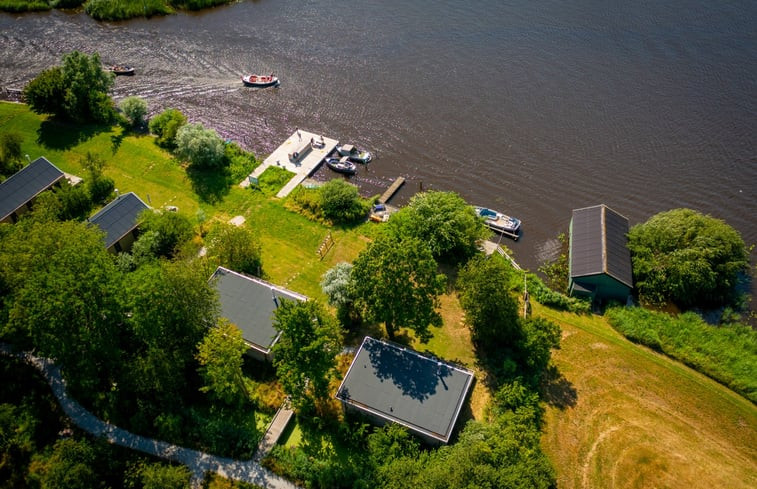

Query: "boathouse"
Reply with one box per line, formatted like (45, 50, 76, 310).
(336, 336, 474, 445)
(0, 156, 65, 224)
(88, 192, 149, 253)
(210, 266, 307, 362)
(568, 204, 633, 304)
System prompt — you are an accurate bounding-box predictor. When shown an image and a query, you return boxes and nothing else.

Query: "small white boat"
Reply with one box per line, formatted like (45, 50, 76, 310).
(336, 144, 372, 163)
(242, 73, 279, 87)
(474, 206, 521, 240)
(325, 156, 357, 175)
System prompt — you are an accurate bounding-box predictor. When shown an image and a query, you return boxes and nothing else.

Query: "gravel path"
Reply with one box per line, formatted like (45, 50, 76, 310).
(1, 345, 298, 489)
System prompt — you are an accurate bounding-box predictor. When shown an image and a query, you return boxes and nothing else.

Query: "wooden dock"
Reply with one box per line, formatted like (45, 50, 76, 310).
(378, 177, 406, 204)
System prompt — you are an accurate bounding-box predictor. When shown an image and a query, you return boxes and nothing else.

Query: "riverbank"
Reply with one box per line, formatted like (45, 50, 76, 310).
(0, 0, 236, 21)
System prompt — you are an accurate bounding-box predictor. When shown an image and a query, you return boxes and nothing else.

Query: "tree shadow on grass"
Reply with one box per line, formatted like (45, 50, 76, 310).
(541, 364, 577, 409)
(36, 118, 108, 151)
(186, 166, 230, 204)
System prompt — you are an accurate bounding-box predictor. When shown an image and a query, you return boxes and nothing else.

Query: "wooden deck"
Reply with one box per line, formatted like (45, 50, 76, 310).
(378, 177, 406, 204)
(240, 130, 338, 198)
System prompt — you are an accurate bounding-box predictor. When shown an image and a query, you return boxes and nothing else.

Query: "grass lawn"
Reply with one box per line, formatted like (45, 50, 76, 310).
(536, 303, 757, 489)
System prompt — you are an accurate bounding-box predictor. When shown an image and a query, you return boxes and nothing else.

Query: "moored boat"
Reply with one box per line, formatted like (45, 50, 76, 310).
(325, 156, 357, 175)
(242, 73, 279, 87)
(474, 206, 521, 240)
(105, 65, 135, 76)
(336, 144, 372, 163)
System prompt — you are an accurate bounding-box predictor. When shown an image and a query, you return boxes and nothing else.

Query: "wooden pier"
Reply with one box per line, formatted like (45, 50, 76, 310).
(378, 177, 406, 204)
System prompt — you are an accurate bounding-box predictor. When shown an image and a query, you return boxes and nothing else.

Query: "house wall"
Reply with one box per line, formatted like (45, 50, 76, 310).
(243, 345, 274, 363)
(107, 229, 139, 254)
(570, 274, 630, 303)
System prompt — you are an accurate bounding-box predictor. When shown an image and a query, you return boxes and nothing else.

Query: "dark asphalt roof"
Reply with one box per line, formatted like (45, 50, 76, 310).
(0, 157, 64, 221)
(570, 204, 633, 287)
(88, 192, 149, 249)
(336, 336, 474, 443)
(211, 267, 307, 351)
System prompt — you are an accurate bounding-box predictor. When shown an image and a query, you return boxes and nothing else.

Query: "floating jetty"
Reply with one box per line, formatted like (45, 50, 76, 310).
(378, 177, 405, 204)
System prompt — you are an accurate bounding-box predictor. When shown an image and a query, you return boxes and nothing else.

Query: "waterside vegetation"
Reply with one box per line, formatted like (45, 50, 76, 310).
(0, 0, 238, 21)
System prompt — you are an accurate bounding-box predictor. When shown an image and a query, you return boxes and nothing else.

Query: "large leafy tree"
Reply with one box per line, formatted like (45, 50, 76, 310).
(24, 51, 116, 123)
(123, 259, 219, 411)
(175, 123, 226, 169)
(206, 222, 263, 276)
(0, 220, 123, 396)
(351, 233, 445, 340)
(196, 319, 251, 406)
(388, 190, 489, 264)
(457, 254, 520, 350)
(627, 208, 750, 308)
(0, 132, 23, 178)
(272, 300, 342, 411)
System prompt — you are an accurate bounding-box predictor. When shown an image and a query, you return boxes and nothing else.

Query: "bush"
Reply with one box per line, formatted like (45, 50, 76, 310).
(206, 223, 263, 276)
(175, 123, 226, 170)
(119, 96, 148, 128)
(319, 179, 370, 224)
(149, 108, 187, 149)
(0, 132, 24, 178)
(224, 142, 257, 183)
(525, 272, 591, 314)
(138, 209, 194, 258)
(85, 0, 173, 20)
(607, 306, 757, 402)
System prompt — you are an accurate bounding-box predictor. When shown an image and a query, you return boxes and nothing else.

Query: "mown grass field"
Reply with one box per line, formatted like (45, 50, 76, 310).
(536, 303, 757, 489)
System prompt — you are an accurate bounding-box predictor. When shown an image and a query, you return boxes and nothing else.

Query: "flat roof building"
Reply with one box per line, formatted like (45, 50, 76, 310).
(210, 266, 307, 362)
(336, 336, 474, 445)
(569, 204, 633, 304)
(88, 192, 149, 253)
(0, 156, 65, 224)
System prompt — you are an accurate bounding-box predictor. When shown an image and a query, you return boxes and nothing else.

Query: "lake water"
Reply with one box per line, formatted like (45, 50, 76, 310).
(1, 0, 755, 275)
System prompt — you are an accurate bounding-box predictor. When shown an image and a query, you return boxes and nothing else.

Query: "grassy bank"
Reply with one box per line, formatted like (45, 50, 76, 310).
(536, 303, 757, 489)
(0, 101, 369, 302)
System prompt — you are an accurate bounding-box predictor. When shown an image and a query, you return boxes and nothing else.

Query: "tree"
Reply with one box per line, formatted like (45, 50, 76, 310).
(0, 132, 23, 178)
(457, 254, 520, 349)
(175, 123, 226, 169)
(149, 108, 187, 149)
(138, 209, 194, 258)
(24, 51, 116, 123)
(196, 319, 251, 406)
(118, 96, 148, 128)
(206, 222, 262, 276)
(272, 300, 342, 410)
(351, 233, 445, 340)
(0, 220, 123, 396)
(627, 208, 750, 308)
(123, 259, 219, 411)
(28, 438, 98, 489)
(79, 152, 114, 205)
(319, 179, 370, 223)
(387, 190, 489, 264)
(321, 262, 354, 309)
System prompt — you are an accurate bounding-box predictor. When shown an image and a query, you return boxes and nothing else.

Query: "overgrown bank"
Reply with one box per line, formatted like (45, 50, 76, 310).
(0, 0, 237, 20)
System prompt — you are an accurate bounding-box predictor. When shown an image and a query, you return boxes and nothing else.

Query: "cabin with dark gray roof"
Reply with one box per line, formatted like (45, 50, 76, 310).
(0, 157, 65, 224)
(336, 336, 474, 445)
(210, 266, 307, 362)
(88, 192, 149, 253)
(569, 204, 633, 303)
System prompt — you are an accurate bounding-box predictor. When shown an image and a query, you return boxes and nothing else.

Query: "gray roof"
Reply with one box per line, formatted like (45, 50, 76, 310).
(570, 204, 633, 287)
(211, 267, 307, 352)
(336, 336, 474, 444)
(0, 157, 64, 221)
(88, 192, 149, 249)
